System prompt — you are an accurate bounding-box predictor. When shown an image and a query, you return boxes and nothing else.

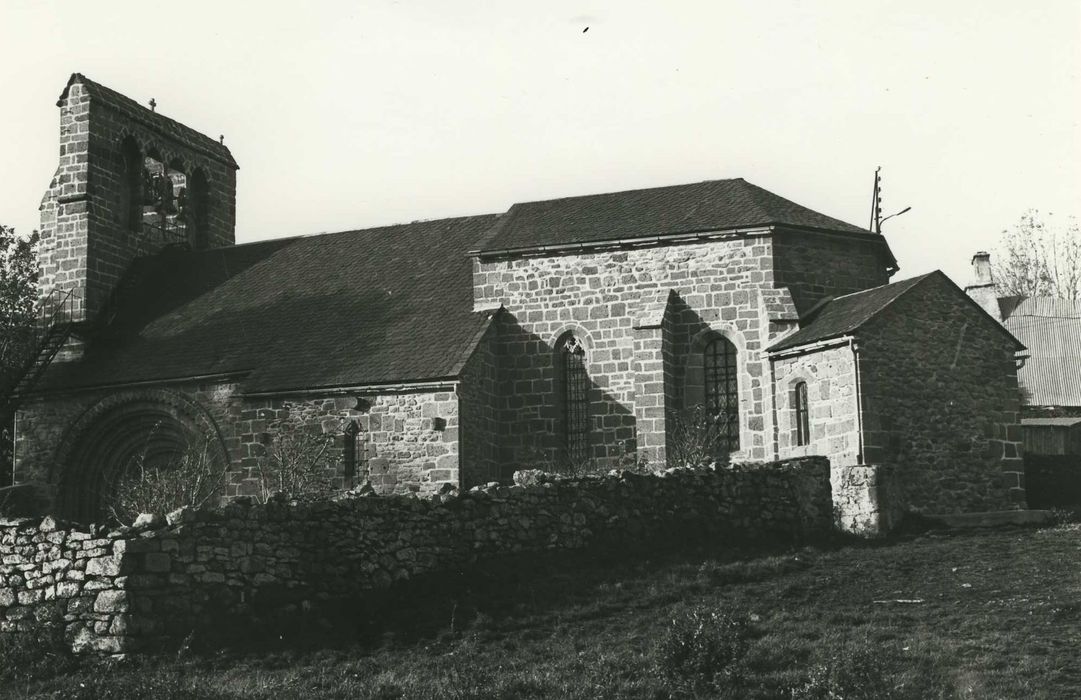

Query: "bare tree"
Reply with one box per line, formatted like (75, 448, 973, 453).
(106, 427, 229, 524)
(992, 210, 1081, 300)
(255, 413, 343, 502)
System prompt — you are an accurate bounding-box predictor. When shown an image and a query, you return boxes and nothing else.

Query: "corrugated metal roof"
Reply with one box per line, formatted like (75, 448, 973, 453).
(1004, 297, 1081, 407)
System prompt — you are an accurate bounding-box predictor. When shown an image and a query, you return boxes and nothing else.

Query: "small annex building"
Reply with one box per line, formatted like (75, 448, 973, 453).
(965, 252, 1081, 456)
(5, 74, 1027, 527)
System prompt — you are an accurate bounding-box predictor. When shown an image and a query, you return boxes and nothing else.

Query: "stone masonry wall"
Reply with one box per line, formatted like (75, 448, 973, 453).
(472, 237, 781, 468)
(228, 390, 459, 498)
(772, 344, 860, 466)
(0, 515, 141, 652)
(15, 382, 461, 519)
(771, 229, 892, 316)
(857, 275, 1024, 512)
(0, 457, 830, 654)
(832, 464, 905, 536)
(39, 76, 237, 323)
(458, 323, 502, 486)
(472, 230, 890, 475)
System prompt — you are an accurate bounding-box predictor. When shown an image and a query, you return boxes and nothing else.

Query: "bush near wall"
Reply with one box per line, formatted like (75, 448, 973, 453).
(1024, 454, 1081, 508)
(0, 457, 830, 654)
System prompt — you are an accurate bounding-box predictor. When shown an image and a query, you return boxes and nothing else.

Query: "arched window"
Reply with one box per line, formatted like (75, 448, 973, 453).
(561, 335, 590, 464)
(703, 336, 739, 450)
(794, 381, 811, 446)
(343, 420, 360, 483)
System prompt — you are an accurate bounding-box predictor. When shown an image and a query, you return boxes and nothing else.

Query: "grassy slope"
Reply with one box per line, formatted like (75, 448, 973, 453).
(6, 525, 1081, 699)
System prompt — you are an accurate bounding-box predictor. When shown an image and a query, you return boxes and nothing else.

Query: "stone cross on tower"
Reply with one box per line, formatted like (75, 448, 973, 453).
(149, 98, 156, 112)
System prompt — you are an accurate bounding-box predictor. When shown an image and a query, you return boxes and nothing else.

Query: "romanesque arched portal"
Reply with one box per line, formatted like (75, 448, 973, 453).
(52, 389, 228, 523)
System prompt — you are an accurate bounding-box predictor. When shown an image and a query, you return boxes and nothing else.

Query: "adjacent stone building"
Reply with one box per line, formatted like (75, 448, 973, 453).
(7, 74, 1027, 524)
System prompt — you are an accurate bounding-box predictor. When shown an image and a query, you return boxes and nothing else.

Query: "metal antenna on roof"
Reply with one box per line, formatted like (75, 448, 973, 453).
(869, 167, 911, 234)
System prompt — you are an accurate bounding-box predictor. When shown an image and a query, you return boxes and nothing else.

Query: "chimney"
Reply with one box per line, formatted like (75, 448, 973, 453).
(971, 251, 993, 286)
(964, 251, 1002, 322)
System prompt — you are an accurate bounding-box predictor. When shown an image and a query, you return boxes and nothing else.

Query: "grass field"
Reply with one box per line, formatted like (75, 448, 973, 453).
(4, 523, 1081, 699)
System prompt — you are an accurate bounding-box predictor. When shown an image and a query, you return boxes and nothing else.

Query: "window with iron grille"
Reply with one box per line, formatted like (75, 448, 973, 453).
(562, 336, 590, 464)
(703, 336, 739, 451)
(794, 381, 811, 446)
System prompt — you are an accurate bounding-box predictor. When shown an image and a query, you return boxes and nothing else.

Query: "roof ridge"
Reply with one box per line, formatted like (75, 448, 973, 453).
(733, 178, 782, 224)
(172, 213, 502, 257)
(739, 178, 867, 232)
(827, 271, 935, 303)
(510, 177, 745, 208)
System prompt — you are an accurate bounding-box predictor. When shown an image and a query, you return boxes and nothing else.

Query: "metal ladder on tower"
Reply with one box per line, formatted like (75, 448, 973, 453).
(0, 288, 79, 420)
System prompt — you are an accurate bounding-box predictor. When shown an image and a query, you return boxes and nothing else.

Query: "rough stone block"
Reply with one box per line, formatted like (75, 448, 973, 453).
(93, 589, 128, 613)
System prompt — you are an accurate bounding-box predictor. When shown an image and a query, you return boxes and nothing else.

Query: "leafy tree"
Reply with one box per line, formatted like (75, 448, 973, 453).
(0, 225, 40, 486)
(992, 209, 1081, 300)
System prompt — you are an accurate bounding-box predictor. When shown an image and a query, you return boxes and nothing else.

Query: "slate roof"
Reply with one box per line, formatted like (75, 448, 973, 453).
(768, 273, 934, 352)
(39, 215, 500, 394)
(58, 73, 238, 168)
(471, 178, 875, 254)
(1002, 296, 1081, 407)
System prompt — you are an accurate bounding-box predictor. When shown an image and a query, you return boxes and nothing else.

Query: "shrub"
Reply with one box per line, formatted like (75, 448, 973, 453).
(666, 405, 732, 468)
(790, 646, 900, 699)
(656, 604, 754, 696)
(106, 428, 228, 524)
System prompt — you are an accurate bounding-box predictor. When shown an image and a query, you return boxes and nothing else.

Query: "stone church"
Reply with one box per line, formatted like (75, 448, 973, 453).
(8, 74, 1027, 522)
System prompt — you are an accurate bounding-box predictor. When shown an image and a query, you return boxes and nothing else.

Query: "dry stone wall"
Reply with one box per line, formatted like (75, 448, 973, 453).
(0, 515, 140, 653)
(0, 457, 830, 654)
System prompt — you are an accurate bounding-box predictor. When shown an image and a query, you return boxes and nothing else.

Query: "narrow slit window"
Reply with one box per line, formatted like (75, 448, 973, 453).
(703, 336, 739, 451)
(794, 381, 811, 447)
(562, 336, 590, 465)
(343, 420, 360, 482)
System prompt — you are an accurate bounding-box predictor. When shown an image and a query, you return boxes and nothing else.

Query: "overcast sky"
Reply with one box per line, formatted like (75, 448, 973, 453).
(1, 1, 1078, 285)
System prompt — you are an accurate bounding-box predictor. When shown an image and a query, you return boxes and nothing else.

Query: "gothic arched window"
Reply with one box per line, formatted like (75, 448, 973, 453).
(794, 381, 811, 447)
(561, 335, 590, 464)
(703, 336, 739, 450)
